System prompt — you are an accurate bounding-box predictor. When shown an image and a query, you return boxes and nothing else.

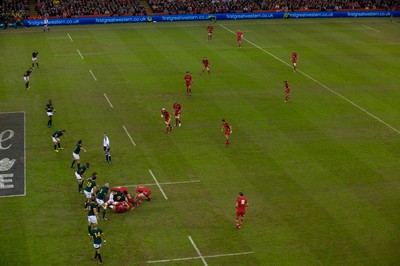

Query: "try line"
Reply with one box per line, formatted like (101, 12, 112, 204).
(122, 180, 201, 187)
(103, 93, 113, 108)
(218, 24, 400, 135)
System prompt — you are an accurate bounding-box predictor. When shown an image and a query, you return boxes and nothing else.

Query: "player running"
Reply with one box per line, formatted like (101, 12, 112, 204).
(292, 50, 297, 72)
(24, 68, 33, 91)
(32, 50, 39, 68)
(184, 71, 193, 96)
(45, 100, 55, 128)
(161, 108, 173, 133)
(284, 81, 291, 102)
(207, 24, 214, 41)
(201, 57, 210, 76)
(173, 102, 182, 127)
(236, 29, 243, 48)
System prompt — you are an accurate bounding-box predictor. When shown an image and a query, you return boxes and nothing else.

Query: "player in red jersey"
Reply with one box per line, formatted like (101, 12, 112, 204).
(184, 71, 193, 96)
(221, 119, 232, 146)
(284, 81, 291, 102)
(135, 185, 152, 206)
(111, 201, 130, 213)
(207, 24, 214, 41)
(173, 102, 182, 127)
(235, 192, 248, 229)
(291, 50, 297, 72)
(161, 108, 173, 133)
(236, 29, 243, 48)
(201, 57, 210, 76)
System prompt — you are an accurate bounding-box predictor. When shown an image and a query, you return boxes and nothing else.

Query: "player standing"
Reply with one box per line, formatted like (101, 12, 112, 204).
(51, 129, 65, 152)
(161, 108, 173, 133)
(23, 68, 33, 91)
(173, 102, 182, 127)
(201, 57, 210, 76)
(235, 192, 248, 229)
(85, 197, 99, 234)
(284, 81, 291, 102)
(43, 17, 50, 32)
(89, 223, 106, 264)
(71, 140, 87, 169)
(84, 173, 98, 203)
(221, 119, 232, 146)
(291, 50, 297, 72)
(96, 183, 110, 221)
(207, 23, 214, 41)
(103, 133, 111, 163)
(236, 29, 243, 48)
(32, 50, 39, 68)
(45, 100, 55, 128)
(184, 71, 192, 96)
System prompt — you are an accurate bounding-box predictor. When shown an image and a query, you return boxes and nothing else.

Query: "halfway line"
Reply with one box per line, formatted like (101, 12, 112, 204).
(148, 170, 168, 200)
(362, 25, 380, 32)
(188, 236, 208, 266)
(103, 93, 113, 108)
(123, 125, 136, 146)
(77, 49, 84, 59)
(67, 33, 73, 42)
(89, 69, 97, 81)
(219, 24, 400, 135)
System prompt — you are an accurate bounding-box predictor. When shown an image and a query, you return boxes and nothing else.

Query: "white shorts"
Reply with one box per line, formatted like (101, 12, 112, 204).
(107, 193, 115, 205)
(175, 114, 180, 119)
(24, 76, 29, 82)
(32, 57, 37, 62)
(73, 152, 80, 160)
(96, 198, 106, 208)
(88, 215, 97, 224)
(75, 171, 83, 181)
(84, 190, 92, 199)
(52, 136, 60, 143)
(47, 112, 53, 117)
(93, 243, 101, 249)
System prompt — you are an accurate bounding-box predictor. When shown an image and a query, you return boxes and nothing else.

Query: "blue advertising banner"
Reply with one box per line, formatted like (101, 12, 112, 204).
(23, 10, 400, 27)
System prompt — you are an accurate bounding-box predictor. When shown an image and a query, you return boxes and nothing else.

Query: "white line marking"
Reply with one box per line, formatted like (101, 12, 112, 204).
(89, 69, 97, 81)
(67, 33, 73, 42)
(362, 25, 380, 32)
(147, 251, 254, 263)
(77, 49, 84, 59)
(149, 170, 168, 200)
(188, 236, 208, 266)
(123, 125, 136, 147)
(219, 24, 400, 135)
(54, 52, 105, 57)
(103, 93, 113, 108)
(121, 180, 201, 188)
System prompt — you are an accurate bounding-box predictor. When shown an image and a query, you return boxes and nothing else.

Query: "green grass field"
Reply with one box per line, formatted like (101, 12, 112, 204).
(1, 17, 400, 265)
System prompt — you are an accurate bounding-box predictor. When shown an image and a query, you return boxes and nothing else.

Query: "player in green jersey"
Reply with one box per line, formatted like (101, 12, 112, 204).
(89, 223, 106, 264)
(76, 162, 90, 193)
(85, 197, 99, 234)
(84, 173, 98, 202)
(96, 183, 110, 221)
(51, 129, 65, 152)
(71, 140, 87, 169)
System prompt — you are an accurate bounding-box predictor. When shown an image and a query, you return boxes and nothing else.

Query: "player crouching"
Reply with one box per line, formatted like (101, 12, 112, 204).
(107, 187, 135, 213)
(134, 185, 152, 206)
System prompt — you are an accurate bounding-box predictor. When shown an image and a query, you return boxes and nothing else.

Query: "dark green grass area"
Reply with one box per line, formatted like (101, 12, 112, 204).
(1, 18, 400, 265)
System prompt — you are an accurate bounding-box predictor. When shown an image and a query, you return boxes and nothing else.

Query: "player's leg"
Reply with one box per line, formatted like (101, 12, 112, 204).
(78, 178, 84, 193)
(235, 213, 240, 228)
(208, 67, 210, 76)
(239, 213, 245, 226)
(97, 248, 102, 264)
(36, 61, 39, 68)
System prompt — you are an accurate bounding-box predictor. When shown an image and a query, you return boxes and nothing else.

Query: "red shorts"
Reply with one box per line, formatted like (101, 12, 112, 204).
(286, 89, 290, 94)
(165, 118, 171, 124)
(224, 130, 231, 136)
(185, 82, 191, 87)
(236, 209, 246, 217)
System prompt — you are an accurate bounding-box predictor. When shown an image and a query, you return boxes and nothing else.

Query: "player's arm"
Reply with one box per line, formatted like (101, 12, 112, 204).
(102, 232, 106, 243)
(81, 147, 87, 152)
(230, 125, 233, 133)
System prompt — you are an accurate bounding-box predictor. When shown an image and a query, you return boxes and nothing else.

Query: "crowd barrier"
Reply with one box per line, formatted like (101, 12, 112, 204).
(22, 10, 400, 27)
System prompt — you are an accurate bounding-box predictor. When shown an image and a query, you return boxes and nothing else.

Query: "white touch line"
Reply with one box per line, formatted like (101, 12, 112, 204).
(89, 69, 97, 81)
(54, 52, 105, 57)
(123, 125, 136, 147)
(77, 49, 84, 59)
(219, 24, 400, 135)
(147, 251, 254, 263)
(67, 33, 73, 42)
(103, 93, 113, 108)
(188, 236, 208, 266)
(148, 170, 168, 200)
(362, 25, 380, 32)
(121, 180, 201, 188)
